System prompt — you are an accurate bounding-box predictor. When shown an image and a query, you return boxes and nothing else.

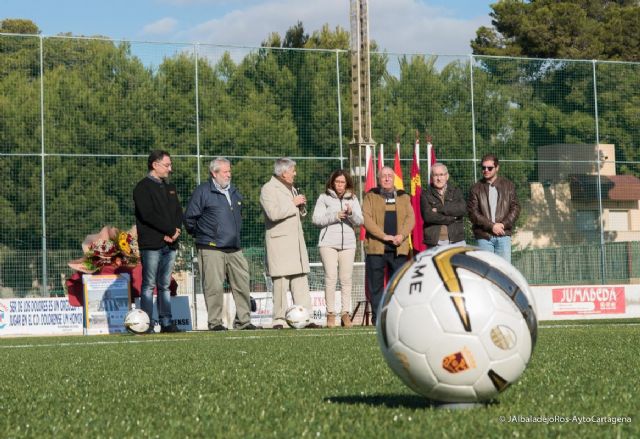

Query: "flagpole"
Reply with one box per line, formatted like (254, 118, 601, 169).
(410, 135, 424, 254)
(427, 142, 433, 182)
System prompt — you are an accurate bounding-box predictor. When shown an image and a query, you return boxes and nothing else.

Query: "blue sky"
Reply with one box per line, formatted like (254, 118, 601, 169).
(2, 0, 493, 55)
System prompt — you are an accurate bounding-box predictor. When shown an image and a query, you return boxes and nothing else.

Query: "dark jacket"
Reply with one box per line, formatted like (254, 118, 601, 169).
(133, 176, 183, 250)
(468, 176, 520, 240)
(420, 184, 466, 246)
(184, 179, 243, 249)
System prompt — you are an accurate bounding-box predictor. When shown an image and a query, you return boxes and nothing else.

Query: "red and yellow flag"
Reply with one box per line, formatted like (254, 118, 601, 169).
(360, 144, 377, 241)
(393, 143, 404, 190)
(410, 139, 425, 253)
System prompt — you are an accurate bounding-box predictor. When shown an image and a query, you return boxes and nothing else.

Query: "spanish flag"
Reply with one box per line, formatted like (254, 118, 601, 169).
(359, 144, 376, 241)
(410, 139, 425, 253)
(393, 142, 404, 190)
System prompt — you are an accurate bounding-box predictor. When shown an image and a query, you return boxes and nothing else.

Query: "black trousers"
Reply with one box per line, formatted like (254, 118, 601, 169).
(365, 252, 409, 320)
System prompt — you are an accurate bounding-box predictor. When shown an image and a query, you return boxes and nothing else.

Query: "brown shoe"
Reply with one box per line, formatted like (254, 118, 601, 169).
(326, 313, 336, 328)
(341, 313, 352, 328)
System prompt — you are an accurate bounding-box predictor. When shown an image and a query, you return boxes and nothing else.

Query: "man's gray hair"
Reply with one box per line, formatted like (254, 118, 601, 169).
(378, 166, 394, 177)
(210, 157, 230, 174)
(431, 162, 448, 174)
(274, 157, 296, 176)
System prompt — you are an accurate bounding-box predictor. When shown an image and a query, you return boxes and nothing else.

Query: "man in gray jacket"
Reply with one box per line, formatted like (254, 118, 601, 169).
(184, 157, 259, 331)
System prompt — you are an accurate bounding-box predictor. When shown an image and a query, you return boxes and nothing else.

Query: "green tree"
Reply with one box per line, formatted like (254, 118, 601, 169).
(472, 0, 640, 61)
(0, 18, 40, 35)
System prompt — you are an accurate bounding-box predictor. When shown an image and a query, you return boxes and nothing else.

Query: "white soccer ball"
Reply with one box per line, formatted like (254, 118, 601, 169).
(377, 245, 538, 403)
(124, 309, 151, 334)
(285, 305, 311, 329)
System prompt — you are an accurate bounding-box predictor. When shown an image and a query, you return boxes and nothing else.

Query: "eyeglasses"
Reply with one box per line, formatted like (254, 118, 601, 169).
(156, 162, 172, 168)
(481, 166, 494, 171)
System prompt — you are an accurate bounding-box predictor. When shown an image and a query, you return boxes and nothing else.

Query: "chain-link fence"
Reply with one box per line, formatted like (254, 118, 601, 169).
(1, 34, 640, 299)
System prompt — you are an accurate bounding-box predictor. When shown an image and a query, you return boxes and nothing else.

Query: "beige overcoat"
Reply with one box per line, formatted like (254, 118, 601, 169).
(260, 176, 310, 277)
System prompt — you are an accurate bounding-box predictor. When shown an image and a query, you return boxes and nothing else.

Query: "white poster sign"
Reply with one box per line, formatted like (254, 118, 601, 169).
(83, 274, 131, 335)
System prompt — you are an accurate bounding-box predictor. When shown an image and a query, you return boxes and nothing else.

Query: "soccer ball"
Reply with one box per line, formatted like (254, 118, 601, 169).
(124, 309, 151, 334)
(285, 305, 311, 329)
(377, 245, 538, 403)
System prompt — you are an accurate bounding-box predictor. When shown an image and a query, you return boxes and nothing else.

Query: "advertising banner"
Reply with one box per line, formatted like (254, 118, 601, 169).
(0, 298, 84, 336)
(132, 296, 192, 332)
(531, 284, 640, 320)
(193, 291, 338, 329)
(551, 286, 626, 315)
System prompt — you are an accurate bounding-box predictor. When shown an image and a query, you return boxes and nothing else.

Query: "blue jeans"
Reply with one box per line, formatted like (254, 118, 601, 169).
(140, 246, 177, 327)
(477, 236, 512, 263)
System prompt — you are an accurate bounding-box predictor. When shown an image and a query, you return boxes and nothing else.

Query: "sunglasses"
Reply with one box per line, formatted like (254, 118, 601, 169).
(481, 166, 495, 171)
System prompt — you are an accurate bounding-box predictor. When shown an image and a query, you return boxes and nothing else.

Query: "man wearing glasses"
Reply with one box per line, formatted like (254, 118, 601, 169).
(468, 154, 520, 262)
(133, 150, 184, 333)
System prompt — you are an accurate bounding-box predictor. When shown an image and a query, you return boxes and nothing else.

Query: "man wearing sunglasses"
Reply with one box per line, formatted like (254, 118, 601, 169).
(468, 154, 520, 262)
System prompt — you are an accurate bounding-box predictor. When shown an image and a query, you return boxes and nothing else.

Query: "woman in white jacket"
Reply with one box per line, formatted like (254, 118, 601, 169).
(312, 170, 363, 327)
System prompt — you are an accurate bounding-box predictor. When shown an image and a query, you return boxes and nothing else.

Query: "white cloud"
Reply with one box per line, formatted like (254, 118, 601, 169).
(177, 0, 490, 55)
(370, 0, 490, 55)
(180, 0, 344, 47)
(142, 17, 179, 36)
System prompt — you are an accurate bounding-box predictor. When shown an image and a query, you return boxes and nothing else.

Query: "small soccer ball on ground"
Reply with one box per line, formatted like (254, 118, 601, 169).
(285, 305, 310, 329)
(376, 245, 538, 403)
(124, 309, 150, 334)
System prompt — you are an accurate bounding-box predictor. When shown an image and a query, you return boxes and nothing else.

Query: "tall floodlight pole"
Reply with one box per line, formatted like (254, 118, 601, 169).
(350, 0, 375, 261)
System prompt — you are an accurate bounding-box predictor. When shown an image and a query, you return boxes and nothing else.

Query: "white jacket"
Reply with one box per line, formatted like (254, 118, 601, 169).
(311, 189, 363, 249)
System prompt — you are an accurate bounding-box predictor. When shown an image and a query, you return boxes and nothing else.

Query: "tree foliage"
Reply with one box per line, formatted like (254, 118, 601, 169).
(472, 0, 640, 61)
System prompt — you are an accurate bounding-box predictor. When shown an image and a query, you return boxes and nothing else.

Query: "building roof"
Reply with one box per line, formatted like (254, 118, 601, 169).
(570, 174, 640, 201)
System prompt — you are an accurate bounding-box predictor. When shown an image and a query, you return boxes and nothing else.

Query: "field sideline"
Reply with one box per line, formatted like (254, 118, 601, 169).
(1, 321, 637, 438)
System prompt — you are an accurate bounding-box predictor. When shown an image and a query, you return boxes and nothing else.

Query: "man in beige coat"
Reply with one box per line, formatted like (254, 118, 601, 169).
(260, 158, 318, 329)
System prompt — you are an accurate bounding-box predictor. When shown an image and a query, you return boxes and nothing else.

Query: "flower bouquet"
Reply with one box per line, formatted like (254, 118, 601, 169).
(68, 226, 140, 274)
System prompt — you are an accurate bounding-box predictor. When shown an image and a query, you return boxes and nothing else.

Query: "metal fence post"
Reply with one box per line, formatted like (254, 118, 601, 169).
(592, 59, 606, 283)
(469, 54, 478, 181)
(336, 49, 344, 169)
(39, 35, 48, 296)
(195, 42, 201, 184)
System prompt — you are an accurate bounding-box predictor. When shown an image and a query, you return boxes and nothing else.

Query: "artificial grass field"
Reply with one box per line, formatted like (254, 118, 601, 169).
(0, 320, 637, 438)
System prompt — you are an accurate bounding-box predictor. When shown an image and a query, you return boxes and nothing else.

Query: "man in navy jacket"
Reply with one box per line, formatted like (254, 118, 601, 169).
(184, 157, 258, 331)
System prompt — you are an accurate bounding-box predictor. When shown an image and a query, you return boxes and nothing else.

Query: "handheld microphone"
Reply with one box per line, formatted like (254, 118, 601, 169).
(293, 187, 307, 217)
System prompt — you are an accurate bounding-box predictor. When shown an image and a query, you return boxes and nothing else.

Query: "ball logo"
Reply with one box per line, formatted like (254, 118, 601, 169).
(490, 325, 517, 350)
(442, 347, 476, 373)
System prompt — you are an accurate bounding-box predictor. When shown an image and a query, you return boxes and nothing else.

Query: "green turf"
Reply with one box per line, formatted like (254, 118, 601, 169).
(0, 322, 638, 438)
